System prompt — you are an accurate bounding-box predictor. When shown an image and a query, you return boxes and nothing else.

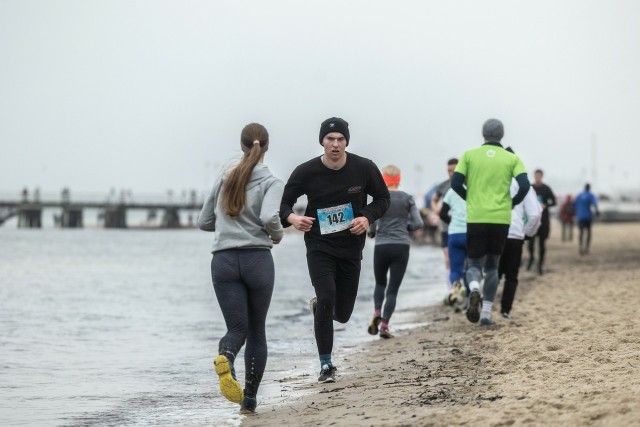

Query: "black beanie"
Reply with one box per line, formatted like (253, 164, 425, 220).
(319, 117, 350, 145)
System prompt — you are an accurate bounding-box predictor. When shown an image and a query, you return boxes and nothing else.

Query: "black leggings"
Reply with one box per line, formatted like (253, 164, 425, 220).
(498, 238, 524, 314)
(527, 233, 547, 268)
(211, 249, 274, 398)
(373, 244, 410, 322)
(306, 251, 361, 356)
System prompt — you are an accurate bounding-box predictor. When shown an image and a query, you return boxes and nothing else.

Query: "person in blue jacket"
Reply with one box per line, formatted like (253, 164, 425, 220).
(574, 183, 599, 255)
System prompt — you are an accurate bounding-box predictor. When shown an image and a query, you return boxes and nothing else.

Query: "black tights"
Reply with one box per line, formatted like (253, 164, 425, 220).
(307, 252, 361, 356)
(212, 249, 274, 398)
(373, 244, 410, 323)
(499, 238, 524, 314)
(527, 234, 547, 270)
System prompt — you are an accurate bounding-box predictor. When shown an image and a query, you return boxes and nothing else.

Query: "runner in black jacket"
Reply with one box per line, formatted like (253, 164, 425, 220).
(526, 169, 556, 275)
(280, 117, 390, 383)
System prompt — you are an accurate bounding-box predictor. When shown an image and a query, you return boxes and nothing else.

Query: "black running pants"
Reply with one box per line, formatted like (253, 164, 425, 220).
(373, 244, 410, 323)
(499, 238, 524, 314)
(306, 251, 361, 356)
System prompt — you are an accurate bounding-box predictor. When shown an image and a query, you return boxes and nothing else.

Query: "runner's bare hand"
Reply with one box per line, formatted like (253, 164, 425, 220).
(288, 213, 315, 232)
(350, 216, 369, 235)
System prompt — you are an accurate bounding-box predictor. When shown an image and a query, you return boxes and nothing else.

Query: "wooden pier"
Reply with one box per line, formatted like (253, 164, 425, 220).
(0, 189, 202, 229)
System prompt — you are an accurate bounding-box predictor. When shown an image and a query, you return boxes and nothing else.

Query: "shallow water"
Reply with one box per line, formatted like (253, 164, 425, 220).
(0, 228, 446, 426)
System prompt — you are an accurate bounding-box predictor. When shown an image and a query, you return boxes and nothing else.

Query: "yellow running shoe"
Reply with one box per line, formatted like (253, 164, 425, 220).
(214, 355, 243, 403)
(367, 316, 382, 335)
(448, 282, 462, 305)
(458, 284, 467, 299)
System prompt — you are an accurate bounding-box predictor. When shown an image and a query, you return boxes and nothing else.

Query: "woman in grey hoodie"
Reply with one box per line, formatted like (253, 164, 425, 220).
(198, 123, 284, 414)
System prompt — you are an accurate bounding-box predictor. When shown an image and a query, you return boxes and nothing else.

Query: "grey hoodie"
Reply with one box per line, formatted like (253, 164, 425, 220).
(198, 163, 284, 253)
(371, 190, 424, 246)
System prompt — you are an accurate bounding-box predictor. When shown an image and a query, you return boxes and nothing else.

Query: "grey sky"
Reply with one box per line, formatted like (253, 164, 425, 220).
(1, 0, 639, 201)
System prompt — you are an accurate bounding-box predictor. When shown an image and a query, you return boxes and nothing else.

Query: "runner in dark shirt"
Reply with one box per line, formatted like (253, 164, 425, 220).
(280, 117, 390, 383)
(526, 169, 556, 275)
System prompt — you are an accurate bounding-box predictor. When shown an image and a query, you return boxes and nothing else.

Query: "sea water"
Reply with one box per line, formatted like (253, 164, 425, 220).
(0, 228, 446, 426)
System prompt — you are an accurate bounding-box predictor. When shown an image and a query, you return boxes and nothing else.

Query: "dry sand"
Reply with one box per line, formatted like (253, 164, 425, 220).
(243, 222, 640, 426)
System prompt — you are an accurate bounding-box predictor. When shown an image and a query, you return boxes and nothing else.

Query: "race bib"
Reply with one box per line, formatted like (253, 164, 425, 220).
(317, 203, 354, 235)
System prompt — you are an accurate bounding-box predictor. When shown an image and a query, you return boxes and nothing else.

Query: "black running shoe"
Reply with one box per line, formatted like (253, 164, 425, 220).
(318, 364, 337, 383)
(240, 396, 257, 414)
(466, 290, 482, 323)
(480, 317, 495, 326)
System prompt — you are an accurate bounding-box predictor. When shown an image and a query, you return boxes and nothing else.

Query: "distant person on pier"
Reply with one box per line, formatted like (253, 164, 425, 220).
(198, 123, 284, 414)
(574, 183, 599, 255)
(559, 195, 576, 242)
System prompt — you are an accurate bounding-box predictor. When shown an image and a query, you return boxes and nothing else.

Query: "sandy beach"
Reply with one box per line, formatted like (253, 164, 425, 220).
(243, 222, 640, 426)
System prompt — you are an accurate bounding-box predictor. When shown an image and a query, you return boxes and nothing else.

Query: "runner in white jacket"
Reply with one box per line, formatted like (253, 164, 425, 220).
(498, 180, 542, 318)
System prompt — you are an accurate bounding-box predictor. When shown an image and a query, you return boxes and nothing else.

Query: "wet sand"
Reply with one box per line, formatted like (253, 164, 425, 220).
(243, 222, 640, 426)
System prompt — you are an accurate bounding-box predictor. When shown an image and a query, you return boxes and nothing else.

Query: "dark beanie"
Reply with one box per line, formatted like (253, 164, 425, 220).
(482, 118, 504, 142)
(319, 117, 350, 145)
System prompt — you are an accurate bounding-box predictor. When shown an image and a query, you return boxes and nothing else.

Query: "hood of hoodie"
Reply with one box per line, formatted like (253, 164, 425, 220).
(245, 163, 274, 190)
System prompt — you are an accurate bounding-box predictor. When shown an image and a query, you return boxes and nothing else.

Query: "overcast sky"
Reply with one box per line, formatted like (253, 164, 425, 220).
(1, 0, 639, 202)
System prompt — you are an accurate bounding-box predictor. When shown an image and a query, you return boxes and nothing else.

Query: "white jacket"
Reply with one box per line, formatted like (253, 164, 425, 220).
(509, 181, 542, 240)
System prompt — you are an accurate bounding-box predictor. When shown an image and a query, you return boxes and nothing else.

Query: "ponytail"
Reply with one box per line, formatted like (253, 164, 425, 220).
(221, 123, 269, 218)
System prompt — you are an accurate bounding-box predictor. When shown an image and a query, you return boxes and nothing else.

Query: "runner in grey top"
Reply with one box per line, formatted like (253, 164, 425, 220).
(198, 123, 283, 414)
(373, 190, 424, 245)
(367, 165, 423, 338)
